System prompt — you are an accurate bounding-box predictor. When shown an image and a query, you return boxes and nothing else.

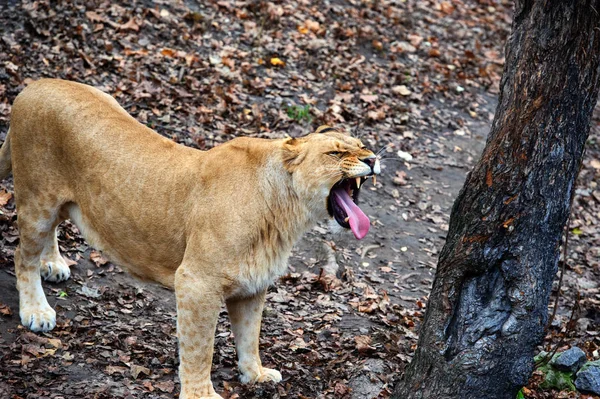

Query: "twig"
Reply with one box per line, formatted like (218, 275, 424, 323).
(546, 213, 571, 333)
(546, 159, 583, 333)
(251, 13, 268, 55)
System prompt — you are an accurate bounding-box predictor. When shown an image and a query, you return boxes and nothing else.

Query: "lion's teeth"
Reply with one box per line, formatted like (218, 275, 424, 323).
(344, 217, 349, 222)
(355, 177, 361, 189)
(372, 175, 377, 185)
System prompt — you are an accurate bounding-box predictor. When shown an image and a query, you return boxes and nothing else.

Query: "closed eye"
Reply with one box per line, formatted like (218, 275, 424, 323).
(327, 151, 344, 157)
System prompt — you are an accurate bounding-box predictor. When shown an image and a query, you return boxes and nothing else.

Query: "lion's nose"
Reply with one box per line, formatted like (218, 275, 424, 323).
(361, 157, 380, 174)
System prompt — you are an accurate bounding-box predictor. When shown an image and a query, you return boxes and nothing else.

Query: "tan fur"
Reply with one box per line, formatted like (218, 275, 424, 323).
(5, 79, 379, 398)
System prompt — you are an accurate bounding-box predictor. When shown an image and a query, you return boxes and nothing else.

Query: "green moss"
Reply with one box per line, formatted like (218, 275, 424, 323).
(537, 363, 576, 391)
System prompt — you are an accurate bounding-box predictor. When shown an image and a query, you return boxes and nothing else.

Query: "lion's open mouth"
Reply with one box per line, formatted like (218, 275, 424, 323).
(327, 177, 370, 240)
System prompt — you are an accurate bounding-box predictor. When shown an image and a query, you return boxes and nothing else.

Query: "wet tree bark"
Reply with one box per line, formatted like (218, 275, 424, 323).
(393, 2, 600, 398)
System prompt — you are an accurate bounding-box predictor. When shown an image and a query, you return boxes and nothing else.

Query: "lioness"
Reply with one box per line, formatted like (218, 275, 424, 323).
(3, 79, 380, 398)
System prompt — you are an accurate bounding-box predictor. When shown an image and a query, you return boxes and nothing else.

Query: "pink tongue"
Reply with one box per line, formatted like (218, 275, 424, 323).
(332, 188, 370, 240)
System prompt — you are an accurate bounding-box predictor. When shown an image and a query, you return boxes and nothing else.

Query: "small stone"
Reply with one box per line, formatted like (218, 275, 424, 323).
(552, 347, 587, 372)
(397, 150, 413, 162)
(576, 361, 600, 395)
(395, 41, 416, 53)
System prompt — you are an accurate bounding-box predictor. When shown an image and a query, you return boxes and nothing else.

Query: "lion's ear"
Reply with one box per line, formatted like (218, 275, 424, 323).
(282, 137, 306, 170)
(315, 125, 340, 134)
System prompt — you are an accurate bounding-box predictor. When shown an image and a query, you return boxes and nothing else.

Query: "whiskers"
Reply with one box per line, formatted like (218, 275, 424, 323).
(377, 157, 409, 165)
(374, 144, 414, 166)
(375, 143, 391, 158)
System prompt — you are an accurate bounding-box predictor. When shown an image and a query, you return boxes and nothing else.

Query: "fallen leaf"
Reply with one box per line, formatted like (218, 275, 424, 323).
(85, 11, 104, 23)
(440, 2, 455, 14)
(77, 285, 101, 298)
(130, 364, 150, 379)
(355, 335, 375, 353)
(154, 381, 175, 393)
(393, 85, 412, 96)
(270, 57, 285, 67)
(393, 171, 408, 185)
(0, 302, 11, 316)
(429, 48, 441, 57)
(105, 365, 128, 375)
(119, 18, 139, 31)
(367, 110, 386, 120)
(304, 20, 320, 33)
(0, 189, 11, 206)
(90, 250, 108, 266)
(360, 94, 378, 103)
(161, 48, 177, 57)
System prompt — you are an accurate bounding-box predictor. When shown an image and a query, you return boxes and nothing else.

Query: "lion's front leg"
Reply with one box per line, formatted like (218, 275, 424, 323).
(226, 290, 282, 384)
(175, 268, 224, 399)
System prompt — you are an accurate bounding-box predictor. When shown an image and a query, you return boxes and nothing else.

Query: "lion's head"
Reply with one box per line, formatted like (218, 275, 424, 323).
(282, 126, 380, 240)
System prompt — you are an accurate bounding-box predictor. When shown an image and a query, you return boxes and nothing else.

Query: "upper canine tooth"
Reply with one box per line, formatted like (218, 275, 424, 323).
(355, 177, 361, 189)
(372, 175, 377, 186)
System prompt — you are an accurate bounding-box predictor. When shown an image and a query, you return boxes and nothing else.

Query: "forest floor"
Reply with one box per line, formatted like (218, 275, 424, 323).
(0, 0, 598, 398)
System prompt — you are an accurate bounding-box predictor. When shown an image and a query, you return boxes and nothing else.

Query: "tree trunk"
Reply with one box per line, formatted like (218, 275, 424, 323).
(393, 2, 600, 398)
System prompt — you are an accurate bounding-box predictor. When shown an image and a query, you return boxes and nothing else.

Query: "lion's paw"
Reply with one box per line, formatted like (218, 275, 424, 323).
(256, 368, 282, 383)
(40, 258, 71, 283)
(20, 305, 56, 332)
(180, 393, 223, 399)
(241, 367, 282, 384)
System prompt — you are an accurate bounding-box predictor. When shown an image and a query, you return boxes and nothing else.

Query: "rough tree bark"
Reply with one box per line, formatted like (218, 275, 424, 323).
(393, 2, 600, 398)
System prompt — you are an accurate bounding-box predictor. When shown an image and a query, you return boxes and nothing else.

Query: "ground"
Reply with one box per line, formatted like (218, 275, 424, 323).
(0, 0, 598, 398)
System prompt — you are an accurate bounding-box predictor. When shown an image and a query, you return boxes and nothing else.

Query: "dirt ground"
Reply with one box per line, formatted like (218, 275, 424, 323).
(0, 1, 598, 398)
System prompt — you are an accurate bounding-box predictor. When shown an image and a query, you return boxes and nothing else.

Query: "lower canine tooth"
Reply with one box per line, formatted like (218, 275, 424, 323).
(372, 175, 377, 185)
(344, 217, 349, 222)
(355, 177, 361, 189)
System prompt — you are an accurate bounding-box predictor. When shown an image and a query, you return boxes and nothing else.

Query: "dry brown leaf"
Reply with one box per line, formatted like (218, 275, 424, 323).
(105, 365, 128, 375)
(354, 335, 374, 353)
(304, 20, 320, 32)
(119, 18, 139, 31)
(154, 381, 175, 393)
(85, 11, 104, 23)
(0, 189, 12, 206)
(64, 257, 77, 267)
(161, 48, 177, 57)
(358, 301, 378, 313)
(90, 250, 108, 266)
(393, 85, 412, 96)
(440, 2, 455, 14)
(130, 364, 150, 379)
(367, 109, 385, 120)
(360, 94, 378, 103)
(0, 302, 11, 316)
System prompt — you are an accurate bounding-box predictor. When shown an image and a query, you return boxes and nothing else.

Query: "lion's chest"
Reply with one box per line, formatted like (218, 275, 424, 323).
(235, 244, 293, 297)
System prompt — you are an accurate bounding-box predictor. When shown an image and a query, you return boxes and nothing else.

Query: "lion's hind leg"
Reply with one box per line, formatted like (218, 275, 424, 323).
(226, 290, 282, 384)
(15, 204, 63, 332)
